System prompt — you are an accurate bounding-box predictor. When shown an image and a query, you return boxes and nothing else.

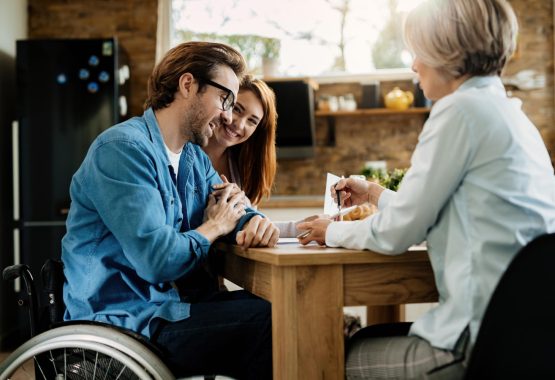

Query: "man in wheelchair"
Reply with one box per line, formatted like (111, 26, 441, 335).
(58, 41, 276, 379)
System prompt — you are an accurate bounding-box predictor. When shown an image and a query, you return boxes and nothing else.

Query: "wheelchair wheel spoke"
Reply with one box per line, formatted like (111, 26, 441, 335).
(33, 355, 48, 379)
(82, 348, 89, 380)
(102, 357, 113, 380)
(49, 350, 60, 376)
(92, 351, 99, 379)
(115, 365, 127, 379)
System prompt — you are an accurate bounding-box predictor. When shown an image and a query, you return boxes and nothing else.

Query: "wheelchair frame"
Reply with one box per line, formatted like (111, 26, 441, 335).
(1, 262, 176, 380)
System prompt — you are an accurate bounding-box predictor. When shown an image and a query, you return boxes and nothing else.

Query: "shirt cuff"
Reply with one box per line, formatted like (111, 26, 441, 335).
(325, 221, 351, 247)
(378, 188, 396, 210)
(187, 229, 212, 258)
(274, 221, 298, 238)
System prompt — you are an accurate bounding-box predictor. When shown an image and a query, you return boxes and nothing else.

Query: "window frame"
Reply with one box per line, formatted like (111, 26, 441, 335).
(159, 0, 418, 84)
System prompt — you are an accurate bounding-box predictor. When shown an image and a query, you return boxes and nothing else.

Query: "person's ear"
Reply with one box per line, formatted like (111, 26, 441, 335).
(178, 73, 195, 98)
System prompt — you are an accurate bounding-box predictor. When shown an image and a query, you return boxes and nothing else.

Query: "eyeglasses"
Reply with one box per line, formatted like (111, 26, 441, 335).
(198, 78, 236, 111)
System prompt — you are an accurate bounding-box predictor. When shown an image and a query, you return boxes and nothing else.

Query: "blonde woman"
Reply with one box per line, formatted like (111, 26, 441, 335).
(298, 0, 555, 378)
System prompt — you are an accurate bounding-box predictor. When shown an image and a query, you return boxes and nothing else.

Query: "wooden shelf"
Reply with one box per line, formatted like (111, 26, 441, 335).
(315, 107, 431, 117)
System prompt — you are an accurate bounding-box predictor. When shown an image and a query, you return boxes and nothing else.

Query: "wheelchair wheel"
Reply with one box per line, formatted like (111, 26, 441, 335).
(0, 324, 175, 380)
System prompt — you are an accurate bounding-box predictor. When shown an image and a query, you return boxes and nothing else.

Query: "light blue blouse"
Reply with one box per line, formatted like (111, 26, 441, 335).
(62, 108, 262, 338)
(326, 76, 555, 350)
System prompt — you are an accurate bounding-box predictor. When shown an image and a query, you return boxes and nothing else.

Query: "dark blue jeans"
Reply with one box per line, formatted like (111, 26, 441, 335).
(151, 290, 272, 380)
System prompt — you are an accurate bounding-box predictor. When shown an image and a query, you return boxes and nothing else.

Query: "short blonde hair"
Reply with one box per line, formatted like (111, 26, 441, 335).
(404, 0, 518, 78)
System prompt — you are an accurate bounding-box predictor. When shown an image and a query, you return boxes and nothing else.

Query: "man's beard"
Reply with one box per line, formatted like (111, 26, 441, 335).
(184, 101, 216, 146)
(190, 124, 211, 146)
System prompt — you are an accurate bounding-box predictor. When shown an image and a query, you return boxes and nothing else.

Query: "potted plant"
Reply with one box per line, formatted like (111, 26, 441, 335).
(260, 37, 281, 77)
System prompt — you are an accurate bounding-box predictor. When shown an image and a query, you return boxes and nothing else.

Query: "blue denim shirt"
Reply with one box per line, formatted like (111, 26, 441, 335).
(62, 108, 263, 338)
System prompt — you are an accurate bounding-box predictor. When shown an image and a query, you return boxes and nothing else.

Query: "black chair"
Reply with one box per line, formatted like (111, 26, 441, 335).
(463, 233, 555, 379)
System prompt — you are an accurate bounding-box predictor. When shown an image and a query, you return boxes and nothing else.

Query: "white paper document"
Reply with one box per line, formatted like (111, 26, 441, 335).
(324, 172, 341, 215)
(277, 237, 302, 245)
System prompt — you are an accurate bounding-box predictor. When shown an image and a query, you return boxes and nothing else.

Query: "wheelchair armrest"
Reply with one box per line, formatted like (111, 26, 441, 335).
(2, 264, 32, 282)
(3, 263, 39, 337)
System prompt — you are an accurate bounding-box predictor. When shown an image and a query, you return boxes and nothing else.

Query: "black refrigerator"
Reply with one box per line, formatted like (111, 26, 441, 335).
(5, 38, 129, 347)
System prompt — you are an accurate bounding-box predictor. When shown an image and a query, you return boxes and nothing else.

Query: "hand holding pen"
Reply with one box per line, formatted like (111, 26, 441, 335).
(296, 217, 332, 246)
(295, 205, 358, 239)
(331, 176, 350, 208)
(331, 176, 372, 208)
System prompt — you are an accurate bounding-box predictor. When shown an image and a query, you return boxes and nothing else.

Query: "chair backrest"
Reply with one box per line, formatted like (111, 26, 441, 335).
(464, 233, 555, 379)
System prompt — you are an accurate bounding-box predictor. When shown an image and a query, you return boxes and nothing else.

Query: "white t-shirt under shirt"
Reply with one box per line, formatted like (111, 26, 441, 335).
(165, 145, 182, 178)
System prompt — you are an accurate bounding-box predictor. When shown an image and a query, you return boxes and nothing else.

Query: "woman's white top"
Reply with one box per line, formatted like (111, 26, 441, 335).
(326, 76, 555, 350)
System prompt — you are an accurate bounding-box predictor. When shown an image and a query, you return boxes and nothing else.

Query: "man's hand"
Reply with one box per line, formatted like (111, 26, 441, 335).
(197, 185, 245, 241)
(236, 215, 280, 249)
(211, 176, 244, 201)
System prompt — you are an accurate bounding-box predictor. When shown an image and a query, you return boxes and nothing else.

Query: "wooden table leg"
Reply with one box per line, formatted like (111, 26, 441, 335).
(271, 264, 344, 380)
(366, 305, 404, 326)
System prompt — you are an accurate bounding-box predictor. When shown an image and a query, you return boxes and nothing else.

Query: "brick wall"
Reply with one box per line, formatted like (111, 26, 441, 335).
(27, 0, 555, 196)
(28, 0, 157, 117)
(508, 0, 555, 165)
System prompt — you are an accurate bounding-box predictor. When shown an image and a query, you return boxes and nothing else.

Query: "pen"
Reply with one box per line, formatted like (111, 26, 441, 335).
(296, 229, 312, 239)
(330, 205, 357, 220)
(335, 176, 344, 221)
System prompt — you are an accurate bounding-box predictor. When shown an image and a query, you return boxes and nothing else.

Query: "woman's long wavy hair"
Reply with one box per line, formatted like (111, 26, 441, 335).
(230, 75, 277, 205)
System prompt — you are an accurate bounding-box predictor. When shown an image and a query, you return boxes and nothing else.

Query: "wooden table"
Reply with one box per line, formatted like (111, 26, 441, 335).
(214, 241, 438, 380)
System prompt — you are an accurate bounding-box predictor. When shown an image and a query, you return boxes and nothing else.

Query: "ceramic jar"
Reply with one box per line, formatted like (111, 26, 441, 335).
(384, 87, 414, 110)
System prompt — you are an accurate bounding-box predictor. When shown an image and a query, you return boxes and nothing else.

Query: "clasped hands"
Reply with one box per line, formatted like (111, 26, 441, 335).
(206, 175, 279, 249)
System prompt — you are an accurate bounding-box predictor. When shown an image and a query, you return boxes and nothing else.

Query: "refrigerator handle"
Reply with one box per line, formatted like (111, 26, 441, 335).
(12, 120, 20, 221)
(12, 121, 21, 292)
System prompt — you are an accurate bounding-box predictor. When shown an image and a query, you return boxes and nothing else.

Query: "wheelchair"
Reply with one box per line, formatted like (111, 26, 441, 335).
(0, 259, 219, 380)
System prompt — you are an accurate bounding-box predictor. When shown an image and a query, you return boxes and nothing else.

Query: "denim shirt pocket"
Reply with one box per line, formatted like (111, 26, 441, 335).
(193, 185, 203, 202)
(185, 184, 205, 228)
(161, 192, 183, 230)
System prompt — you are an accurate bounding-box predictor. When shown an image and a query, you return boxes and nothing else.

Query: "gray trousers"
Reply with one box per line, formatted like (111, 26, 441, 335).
(346, 323, 469, 380)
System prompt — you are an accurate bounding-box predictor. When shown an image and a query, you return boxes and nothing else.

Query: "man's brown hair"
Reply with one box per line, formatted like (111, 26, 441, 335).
(145, 41, 247, 110)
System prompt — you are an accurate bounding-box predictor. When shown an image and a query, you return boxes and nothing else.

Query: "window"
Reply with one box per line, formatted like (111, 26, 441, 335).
(171, 0, 425, 78)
